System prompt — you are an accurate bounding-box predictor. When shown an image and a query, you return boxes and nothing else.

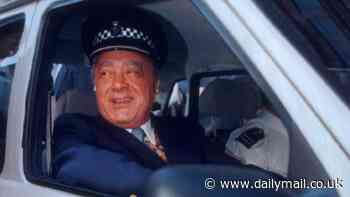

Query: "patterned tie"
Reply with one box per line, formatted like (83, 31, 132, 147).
(131, 127, 167, 162)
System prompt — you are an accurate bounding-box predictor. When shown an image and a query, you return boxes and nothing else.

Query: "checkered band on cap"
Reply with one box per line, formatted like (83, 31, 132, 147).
(82, 5, 168, 67)
(91, 21, 155, 54)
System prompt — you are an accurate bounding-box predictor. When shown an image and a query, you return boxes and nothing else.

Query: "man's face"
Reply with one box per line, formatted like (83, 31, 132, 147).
(94, 50, 158, 128)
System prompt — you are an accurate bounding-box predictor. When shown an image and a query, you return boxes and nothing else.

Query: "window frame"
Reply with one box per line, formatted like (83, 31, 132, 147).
(22, 1, 251, 196)
(23, 1, 149, 197)
(22, 0, 110, 196)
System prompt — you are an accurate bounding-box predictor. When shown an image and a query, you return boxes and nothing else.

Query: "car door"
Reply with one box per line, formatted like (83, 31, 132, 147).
(193, 0, 350, 196)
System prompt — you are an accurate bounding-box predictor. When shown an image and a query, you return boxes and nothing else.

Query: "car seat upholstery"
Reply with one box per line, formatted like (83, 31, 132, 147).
(55, 89, 98, 118)
(51, 39, 93, 98)
(51, 38, 97, 118)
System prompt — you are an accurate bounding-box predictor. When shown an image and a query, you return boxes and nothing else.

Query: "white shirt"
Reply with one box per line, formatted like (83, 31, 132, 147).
(126, 120, 156, 145)
(225, 110, 290, 177)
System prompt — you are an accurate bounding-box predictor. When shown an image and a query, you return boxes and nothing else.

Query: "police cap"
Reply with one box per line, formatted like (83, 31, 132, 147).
(82, 5, 167, 68)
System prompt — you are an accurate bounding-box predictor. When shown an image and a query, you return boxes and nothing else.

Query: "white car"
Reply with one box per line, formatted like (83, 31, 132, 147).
(0, 0, 348, 196)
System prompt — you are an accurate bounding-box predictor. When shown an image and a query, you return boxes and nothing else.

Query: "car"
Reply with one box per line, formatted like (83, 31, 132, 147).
(0, 0, 348, 196)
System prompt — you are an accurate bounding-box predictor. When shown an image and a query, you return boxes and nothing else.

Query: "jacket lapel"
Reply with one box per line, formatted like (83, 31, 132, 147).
(95, 116, 166, 170)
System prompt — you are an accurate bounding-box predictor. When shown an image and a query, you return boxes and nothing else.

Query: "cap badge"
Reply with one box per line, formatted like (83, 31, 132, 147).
(111, 21, 121, 36)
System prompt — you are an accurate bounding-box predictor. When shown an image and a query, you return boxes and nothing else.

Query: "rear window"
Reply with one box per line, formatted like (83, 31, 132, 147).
(257, 0, 350, 106)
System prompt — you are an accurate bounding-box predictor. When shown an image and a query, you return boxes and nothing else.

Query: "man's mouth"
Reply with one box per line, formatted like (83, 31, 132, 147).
(110, 97, 133, 105)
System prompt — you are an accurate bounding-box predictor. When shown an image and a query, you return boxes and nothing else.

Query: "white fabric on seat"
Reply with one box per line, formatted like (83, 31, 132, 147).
(225, 109, 290, 177)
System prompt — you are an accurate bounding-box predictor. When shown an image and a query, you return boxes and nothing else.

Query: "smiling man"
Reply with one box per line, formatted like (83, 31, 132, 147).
(52, 4, 204, 196)
(94, 51, 157, 129)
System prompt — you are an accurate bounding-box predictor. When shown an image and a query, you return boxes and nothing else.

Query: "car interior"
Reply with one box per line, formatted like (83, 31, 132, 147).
(23, 0, 339, 196)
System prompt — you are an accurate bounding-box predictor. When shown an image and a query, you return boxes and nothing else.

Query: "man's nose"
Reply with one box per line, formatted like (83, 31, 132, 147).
(111, 73, 128, 91)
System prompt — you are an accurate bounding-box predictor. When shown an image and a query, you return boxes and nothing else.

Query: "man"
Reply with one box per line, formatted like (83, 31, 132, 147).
(53, 5, 204, 196)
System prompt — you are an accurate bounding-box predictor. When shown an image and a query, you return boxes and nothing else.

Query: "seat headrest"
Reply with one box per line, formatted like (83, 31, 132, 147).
(199, 77, 262, 129)
(52, 40, 85, 67)
(56, 89, 98, 117)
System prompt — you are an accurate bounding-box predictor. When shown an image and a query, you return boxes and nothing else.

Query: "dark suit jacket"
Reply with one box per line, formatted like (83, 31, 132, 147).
(52, 113, 205, 196)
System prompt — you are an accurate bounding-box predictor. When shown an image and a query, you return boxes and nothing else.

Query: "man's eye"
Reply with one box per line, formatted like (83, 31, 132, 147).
(99, 70, 111, 78)
(126, 69, 142, 77)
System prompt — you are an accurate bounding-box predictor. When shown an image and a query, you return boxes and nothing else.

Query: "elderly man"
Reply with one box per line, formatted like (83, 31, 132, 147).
(52, 5, 204, 196)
